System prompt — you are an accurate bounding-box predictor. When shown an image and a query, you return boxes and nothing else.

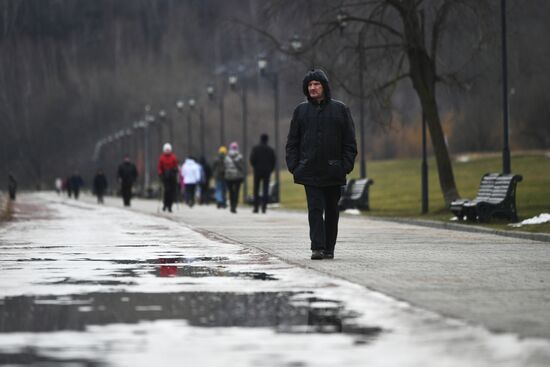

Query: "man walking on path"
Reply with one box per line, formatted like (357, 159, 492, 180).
(92, 169, 108, 204)
(117, 155, 138, 207)
(286, 69, 357, 260)
(7, 173, 17, 200)
(157, 143, 179, 212)
(250, 133, 276, 213)
(69, 171, 84, 200)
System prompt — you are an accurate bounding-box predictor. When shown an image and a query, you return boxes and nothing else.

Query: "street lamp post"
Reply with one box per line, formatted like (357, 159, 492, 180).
(132, 121, 141, 168)
(199, 106, 206, 159)
(159, 110, 170, 144)
(139, 119, 150, 193)
(337, 14, 367, 178)
(207, 83, 225, 148)
(176, 100, 185, 157)
(501, 0, 511, 174)
(144, 105, 153, 193)
(188, 98, 196, 156)
(258, 55, 281, 201)
(229, 73, 249, 202)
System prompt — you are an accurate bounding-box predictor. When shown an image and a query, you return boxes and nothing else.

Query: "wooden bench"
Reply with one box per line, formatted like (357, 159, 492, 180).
(450, 173, 522, 222)
(338, 178, 374, 211)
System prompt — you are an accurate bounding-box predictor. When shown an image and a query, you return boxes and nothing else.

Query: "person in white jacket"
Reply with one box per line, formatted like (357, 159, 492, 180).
(181, 156, 202, 207)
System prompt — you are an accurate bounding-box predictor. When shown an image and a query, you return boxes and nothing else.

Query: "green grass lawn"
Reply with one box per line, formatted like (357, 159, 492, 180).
(277, 152, 550, 234)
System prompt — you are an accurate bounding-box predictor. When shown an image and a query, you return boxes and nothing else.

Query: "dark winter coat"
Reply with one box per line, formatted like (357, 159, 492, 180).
(69, 174, 84, 190)
(117, 161, 138, 185)
(285, 69, 357, 187)
(212, 154, 226, 180)
(93, 173, 108, 194)
(250, 142, 276, 177)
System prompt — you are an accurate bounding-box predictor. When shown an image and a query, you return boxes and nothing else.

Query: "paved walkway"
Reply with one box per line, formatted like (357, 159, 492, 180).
(68, 194, 550, 340)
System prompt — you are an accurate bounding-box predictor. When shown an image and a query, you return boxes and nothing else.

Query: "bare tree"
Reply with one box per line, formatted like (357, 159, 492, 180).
(253, 0, 492, 205)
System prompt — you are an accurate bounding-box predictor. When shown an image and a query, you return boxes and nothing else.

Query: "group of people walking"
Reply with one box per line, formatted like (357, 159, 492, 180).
(156, 136, 275, 215)
(35, 68, 356, 262)
(211, 136, 275, 214)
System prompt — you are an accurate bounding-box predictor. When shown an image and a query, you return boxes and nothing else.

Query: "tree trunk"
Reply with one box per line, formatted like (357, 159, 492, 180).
(399, 3, 460, 206)
(408, 51, 459, 204)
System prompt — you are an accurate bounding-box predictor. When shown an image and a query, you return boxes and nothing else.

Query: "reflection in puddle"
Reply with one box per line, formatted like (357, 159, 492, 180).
(0, 349, 102, 366)
(36, 278, 138, 286)
(153, 258, 277, 280)
(0, 292, 382, 337)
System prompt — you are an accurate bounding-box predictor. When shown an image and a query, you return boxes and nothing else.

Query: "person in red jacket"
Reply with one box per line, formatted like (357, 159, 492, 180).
(157, 143, 179, 212)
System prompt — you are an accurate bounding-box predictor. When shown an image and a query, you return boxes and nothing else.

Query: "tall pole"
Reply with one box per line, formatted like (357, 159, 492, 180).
(200, 107, 205, 158)
(421, 111, 429, 214)
(501, 0, 511, 174)
(273, 72, 280, 200)
(169, 117, 174, 145)
(241, 78, 248, 202)
(219, 85, 225, 147)
(143, 123, 150, 192)
(358, 27, 367, 178)
(187, 110, 193, 156)
(157, 122, 163, 158)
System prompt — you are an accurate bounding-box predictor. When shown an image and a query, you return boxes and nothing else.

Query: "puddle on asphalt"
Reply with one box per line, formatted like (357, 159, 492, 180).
(151, 258, 277, 280)
(0, 350, 101, 366)
(37, 278, 138, 286)
(0, 291, 382, 337)
(0, 291, 382, 365)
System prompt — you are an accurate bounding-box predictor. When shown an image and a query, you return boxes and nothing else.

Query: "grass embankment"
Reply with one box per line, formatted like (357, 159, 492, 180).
(278, 152, 550, 234)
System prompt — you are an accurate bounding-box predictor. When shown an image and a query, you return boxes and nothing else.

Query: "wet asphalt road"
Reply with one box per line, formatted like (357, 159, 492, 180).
(0, 193, 549, 366)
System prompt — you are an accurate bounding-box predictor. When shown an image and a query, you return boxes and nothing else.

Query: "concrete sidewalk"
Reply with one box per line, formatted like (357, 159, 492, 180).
(80, 194, 550, 340)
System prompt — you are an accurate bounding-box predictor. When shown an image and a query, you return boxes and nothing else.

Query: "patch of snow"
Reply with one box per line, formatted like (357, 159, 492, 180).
(510, 213, 550, 227)
(1, 193, 550, 366)
(344, 209, 361, 215)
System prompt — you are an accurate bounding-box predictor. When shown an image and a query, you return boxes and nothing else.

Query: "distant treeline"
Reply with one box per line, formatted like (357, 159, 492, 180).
(0, 0, 548, 189)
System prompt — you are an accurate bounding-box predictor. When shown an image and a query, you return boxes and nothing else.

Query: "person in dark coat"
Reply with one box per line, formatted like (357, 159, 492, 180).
(7, 173, 17, 200)
(250, 133, 276, 213)
(198, 157, 212, 205)
(117, 155, 138, 207)
(69, 171, 84, 199)
(92, 169, 108, 204)
(285, 69, 357, 260)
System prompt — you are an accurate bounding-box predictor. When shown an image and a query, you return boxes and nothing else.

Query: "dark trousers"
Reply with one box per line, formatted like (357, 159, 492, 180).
(225, 179, 242, 213)
(304, 185, 342, 254)
(163, 179, 177, 211)
(253, 173, 270, 213)
(121, 183, 132, 206)
(185, 184, 197, 207)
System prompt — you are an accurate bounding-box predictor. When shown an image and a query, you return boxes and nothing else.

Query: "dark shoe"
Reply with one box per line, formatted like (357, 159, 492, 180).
(311, 250, 324, 260)
(253, 208, 259, 213)
(230, 208, 237, 213)
(323, 252, 334, 259)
